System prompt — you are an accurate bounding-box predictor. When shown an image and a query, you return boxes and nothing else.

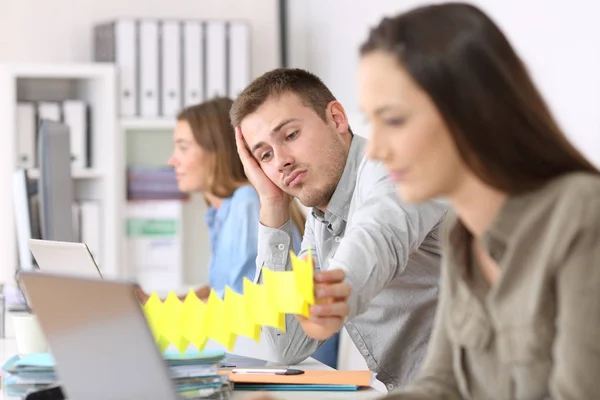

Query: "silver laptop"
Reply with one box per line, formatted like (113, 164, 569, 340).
(28, 239, 102, 278)
(18, 271, 179, 400)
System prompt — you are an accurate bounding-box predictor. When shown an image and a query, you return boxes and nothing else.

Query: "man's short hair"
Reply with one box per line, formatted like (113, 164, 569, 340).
(230, 68, 338, 128)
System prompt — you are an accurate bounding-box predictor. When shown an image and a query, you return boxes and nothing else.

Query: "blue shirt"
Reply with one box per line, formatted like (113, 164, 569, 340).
(205, 185, 302, 298)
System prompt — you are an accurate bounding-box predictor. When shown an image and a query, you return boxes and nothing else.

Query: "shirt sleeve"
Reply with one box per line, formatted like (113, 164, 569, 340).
(331, 163, 448, 319)
(383, 256, 462, 399)
(548, 196, 600, 398)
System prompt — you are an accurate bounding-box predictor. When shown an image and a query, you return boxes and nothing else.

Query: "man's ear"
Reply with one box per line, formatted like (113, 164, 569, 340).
(327, 101, 350, 134)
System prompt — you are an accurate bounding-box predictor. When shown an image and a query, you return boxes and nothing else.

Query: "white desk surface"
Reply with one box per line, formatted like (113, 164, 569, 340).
(0, 338, 380, 400)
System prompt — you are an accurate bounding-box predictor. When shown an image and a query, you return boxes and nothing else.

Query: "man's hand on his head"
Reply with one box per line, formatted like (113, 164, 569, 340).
(235, 126, 292, 228)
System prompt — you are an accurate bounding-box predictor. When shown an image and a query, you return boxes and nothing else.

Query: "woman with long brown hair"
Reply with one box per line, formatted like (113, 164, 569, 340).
(358, 2, 600, 398)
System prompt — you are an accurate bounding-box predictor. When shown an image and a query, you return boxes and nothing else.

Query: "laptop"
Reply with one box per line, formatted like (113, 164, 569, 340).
(28, 239, 102, 278)
(18, 271, 180, 400)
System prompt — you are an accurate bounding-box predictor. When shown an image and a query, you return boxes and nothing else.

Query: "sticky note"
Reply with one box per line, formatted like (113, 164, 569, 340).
(143, 292, 164, 341)
(225, 286, 261, 342)
(141, 250, 318, 351)
(244, 277, 285, 332)
(204, 290, 237, 351)
(291, 248, 315, 304)
(179, 289, 208, 351)
(158, 291, 189, 354)
(263, 268, 307, 317)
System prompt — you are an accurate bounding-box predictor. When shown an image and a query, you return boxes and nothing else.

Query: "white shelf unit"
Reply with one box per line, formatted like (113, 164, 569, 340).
(0, 62, 124, 284)
(27, 168, 104, 180)
(120, 119, 211, 289)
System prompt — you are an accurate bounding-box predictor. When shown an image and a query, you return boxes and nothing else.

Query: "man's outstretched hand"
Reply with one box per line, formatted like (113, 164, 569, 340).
(296, 269, 351, 340)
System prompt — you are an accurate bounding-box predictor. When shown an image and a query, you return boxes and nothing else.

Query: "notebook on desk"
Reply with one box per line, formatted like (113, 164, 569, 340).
(221, 369, 373, 391)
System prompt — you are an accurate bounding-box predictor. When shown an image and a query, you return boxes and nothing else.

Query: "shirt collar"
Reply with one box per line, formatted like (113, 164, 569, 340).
(448, 185, 539, 268)
(312, 136, 367, 228)
(482, 191, 534, 247)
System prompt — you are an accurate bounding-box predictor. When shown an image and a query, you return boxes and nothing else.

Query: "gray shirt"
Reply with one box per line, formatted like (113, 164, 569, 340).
(255, 136, 449, 390)
(385, 172, 600, 399)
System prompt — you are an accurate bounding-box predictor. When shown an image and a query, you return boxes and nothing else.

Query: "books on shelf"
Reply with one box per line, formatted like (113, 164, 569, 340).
(127, 165, 187, 201)
(126, 199, 183, 291)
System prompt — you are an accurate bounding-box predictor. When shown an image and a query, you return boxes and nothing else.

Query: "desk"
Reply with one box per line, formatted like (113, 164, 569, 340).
(0, 339, 380, 400)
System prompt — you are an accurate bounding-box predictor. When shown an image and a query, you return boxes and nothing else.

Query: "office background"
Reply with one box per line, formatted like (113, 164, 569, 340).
(1, 0, 599, 371)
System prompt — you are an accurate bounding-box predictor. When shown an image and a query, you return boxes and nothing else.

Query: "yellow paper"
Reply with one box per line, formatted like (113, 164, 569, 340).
(204, 290, 236, 350)
(158, 291, 189, 354)
(143, 292, 164, 341)
(158, 336, 170, 353)
(244, 277, 285, 332)
(225, 286, 261, 342)
(263, 268, 307, 317)
(179, 289, 208, 351)
(142, 250, 319, 351)
(291, 249, 315, 304)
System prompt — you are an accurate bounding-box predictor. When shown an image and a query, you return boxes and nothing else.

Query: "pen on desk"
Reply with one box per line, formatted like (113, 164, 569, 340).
(232, 368, 305, 375)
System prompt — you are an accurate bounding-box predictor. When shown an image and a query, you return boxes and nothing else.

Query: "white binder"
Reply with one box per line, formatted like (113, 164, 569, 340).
(16, 103, 36, 169)
(206, 20, 227, 99)
(94, 20, 137, 116)
(227, 21, 251, 99)
(37, 102, 61, 123)
(182, 20, 204, 107)
(160, 20, 182, 117)
(139, 20, 160, 117)
(116, 20, 137, 117)
(62, 100, 88, 169)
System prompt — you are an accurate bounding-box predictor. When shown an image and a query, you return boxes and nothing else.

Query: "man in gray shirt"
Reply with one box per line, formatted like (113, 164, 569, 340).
(231, 68, 447, 390)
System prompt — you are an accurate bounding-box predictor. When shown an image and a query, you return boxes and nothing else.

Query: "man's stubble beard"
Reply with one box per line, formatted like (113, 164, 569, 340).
(295, 139, 348, 209)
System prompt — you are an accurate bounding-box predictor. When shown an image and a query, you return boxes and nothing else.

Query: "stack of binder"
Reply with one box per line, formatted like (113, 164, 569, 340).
(1, 353, 56, 397)
(94, 18, 251, 118)
(164, 349, 232, 399)
(1, 350, 233, 399)
(127, 165, 188, 200)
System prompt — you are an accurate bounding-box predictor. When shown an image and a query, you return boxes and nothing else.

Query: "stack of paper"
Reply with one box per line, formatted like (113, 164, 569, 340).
(163, 349, 232, 398)
(1, 353, 57, 397)
(1, 351, 234, 399)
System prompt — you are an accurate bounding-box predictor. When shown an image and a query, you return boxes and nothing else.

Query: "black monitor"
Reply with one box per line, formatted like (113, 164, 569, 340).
(37, 119, 76, 242)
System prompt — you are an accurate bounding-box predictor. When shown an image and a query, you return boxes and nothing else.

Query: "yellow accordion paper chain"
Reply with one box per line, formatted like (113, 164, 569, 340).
(142, 251, 315, 354)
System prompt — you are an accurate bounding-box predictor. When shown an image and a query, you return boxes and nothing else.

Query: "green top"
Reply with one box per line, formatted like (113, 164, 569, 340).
(387, 172, 600, 399)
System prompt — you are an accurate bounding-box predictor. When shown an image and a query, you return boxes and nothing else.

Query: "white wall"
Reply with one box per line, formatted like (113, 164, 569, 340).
(288, 0, 600, 167)
(0, 0, 280, 78)
(288, 0, 600, 372)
